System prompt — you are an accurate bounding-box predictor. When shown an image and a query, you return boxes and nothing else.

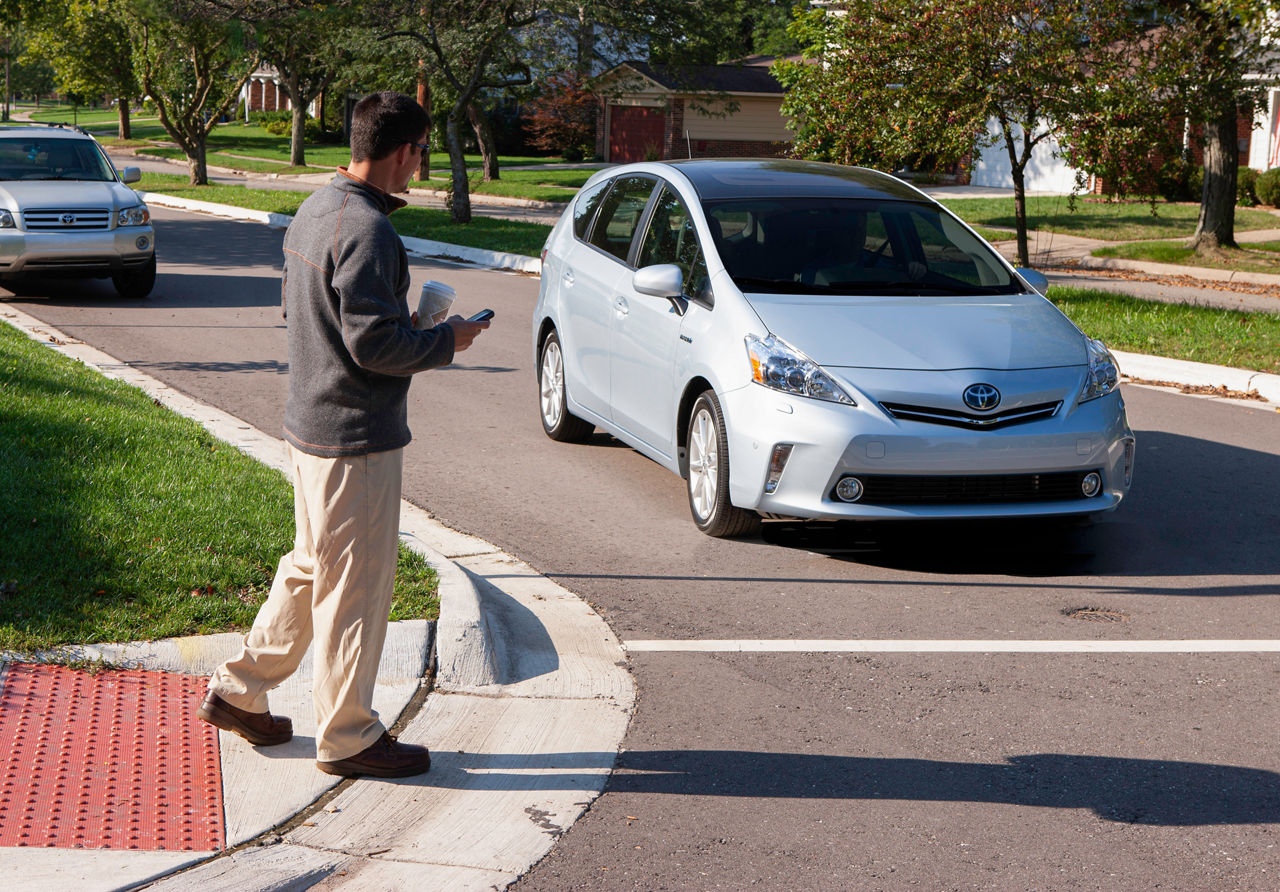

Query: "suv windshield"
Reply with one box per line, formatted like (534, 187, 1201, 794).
(703, 197, 1020, 296)
(0, 135, 117, 182)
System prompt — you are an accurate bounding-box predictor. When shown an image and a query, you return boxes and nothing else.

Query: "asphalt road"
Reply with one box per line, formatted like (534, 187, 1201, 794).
(6, 207, 1280, 890)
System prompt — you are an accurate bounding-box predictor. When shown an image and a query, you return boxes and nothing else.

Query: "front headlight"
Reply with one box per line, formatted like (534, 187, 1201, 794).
(745, 333, 856, 405)
(0, 209, 13, 229)
(117, 205, 150, 227)
(1079, 337, 1120, 403)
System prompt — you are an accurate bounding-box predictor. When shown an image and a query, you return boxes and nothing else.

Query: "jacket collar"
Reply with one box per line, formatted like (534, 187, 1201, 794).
(335, 167, 408, 214)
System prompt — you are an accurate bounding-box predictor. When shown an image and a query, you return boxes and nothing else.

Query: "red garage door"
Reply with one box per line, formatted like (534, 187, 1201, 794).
(609, 106, 665, 163)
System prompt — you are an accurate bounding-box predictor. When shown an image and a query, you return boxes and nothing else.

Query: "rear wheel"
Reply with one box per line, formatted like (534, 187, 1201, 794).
(112, 255, 156, 299)
(538, 330, 594, 443)
(686, 390, 760, 538)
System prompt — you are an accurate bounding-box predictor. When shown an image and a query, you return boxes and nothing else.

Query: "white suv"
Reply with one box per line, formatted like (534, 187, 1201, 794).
(0, 123, 156, 298)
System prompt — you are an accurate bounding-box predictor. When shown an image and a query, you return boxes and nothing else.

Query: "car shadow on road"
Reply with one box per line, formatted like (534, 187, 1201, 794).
(428, 749, 1280, 826)
(759, 428, 1280, 582)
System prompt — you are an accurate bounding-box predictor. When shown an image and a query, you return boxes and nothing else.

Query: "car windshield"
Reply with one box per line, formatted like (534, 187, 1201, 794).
(703, 197, 1021, 296)
(0, 135, 117, 182)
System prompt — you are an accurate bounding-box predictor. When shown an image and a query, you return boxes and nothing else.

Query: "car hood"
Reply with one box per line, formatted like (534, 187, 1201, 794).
(744, 292, 1086, 371)
(0, 179, 136, 211)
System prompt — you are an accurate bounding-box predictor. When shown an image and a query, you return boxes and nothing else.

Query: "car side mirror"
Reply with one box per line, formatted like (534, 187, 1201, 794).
(1015, 267, 1048, 296)
(119, 166, 142, 184)
(633, 263, 684, 298)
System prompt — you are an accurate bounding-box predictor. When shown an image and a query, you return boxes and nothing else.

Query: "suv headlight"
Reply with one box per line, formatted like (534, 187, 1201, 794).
(117, 205, 150, 227)
(1080, 337, 1120, 403)
(745, 333, 856, 405)
(0, 209, 13, 229)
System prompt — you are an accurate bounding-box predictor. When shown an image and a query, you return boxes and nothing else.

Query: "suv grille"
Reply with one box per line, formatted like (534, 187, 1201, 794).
(842, 471, 1098, 505)
(881, 400, 1061, 430)
(22, 208, 112, 231)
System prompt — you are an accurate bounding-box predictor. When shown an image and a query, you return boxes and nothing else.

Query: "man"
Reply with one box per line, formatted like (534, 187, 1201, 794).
(197, 92, 489, 778)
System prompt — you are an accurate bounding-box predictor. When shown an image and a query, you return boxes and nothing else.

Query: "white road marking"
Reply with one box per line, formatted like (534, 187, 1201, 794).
(623, 639, 1280, 653)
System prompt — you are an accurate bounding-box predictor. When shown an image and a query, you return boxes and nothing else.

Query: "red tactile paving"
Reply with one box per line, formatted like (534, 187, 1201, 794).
(0, 663, 224, 851)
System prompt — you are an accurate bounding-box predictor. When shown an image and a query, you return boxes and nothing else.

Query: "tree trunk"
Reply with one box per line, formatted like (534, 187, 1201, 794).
(290, 97, 307, 167)
(188, 136, 209, 185)
(446, 109, 471, 224)
(416, 68, 431, 183)
(467, 102, 499, 181)
(1001, 122, 1031, 267)
(117, 97, 131, 140)
(1189, 108, 1239, 254)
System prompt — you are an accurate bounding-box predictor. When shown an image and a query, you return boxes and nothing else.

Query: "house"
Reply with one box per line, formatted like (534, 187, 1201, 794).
(592, 58, 794, 163)
(242, 65, 291, 118)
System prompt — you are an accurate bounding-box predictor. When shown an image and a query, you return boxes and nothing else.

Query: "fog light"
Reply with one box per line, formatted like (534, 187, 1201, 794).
(835, 476, 864, 503)
(136, 236, 150, 250)
(1081, 471, 1102, 497)
(764, 444, 793, 494)
(1123, 439, 1135, 487)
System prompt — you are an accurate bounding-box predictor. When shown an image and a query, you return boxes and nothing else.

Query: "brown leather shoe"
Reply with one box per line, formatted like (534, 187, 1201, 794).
(197, 691, 293, 746)
(317, 732, 431, 778)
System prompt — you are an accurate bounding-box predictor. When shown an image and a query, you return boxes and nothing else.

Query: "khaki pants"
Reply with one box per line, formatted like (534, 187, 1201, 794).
(210, 444, 403, 762)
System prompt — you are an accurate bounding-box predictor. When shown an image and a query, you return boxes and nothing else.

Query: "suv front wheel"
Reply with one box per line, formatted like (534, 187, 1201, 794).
(113, 255, 156, 299)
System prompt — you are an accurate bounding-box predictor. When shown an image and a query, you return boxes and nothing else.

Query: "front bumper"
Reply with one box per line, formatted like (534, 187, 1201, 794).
(721, 383, 1134, 521)
(0, 226, 155, 276)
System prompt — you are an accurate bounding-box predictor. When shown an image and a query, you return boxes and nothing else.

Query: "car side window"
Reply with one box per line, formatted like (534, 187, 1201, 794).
(572, 179, 612, 240)
(588, 176, 657, 262)
(637, 186, 708, 300)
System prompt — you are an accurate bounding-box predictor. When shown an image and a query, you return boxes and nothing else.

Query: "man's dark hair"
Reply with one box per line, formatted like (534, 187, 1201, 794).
(350, 91, 430, 163)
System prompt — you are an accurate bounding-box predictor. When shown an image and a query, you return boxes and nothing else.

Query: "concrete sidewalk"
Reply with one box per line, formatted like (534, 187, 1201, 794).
(0, 309, 634, 891)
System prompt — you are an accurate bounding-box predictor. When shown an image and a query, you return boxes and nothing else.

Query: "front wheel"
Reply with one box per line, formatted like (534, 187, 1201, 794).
(538, 330, 594, 443)
(112, 255, 156, 299)
(686, 390, 760, 538)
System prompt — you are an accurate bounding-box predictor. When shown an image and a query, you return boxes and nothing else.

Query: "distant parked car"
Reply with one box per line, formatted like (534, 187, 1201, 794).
(0, 122, 156, 298)
(533, 159, 1134, 537)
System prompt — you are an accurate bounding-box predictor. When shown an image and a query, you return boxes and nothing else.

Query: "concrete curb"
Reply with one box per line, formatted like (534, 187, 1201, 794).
(1077, 254, 1280, 287)
(134, 191, 543, 275)
(0, 307, 634, 891)
(406, 185, 568, 210)
(1115, 349, 1280, 404)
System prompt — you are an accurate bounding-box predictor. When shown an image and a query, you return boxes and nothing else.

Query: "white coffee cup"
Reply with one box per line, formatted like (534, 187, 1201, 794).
(415, 280, 456, 329)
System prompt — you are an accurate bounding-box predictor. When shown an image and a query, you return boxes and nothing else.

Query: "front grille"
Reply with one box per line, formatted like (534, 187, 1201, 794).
(881, 400, 1061, 430)
(22, 208, 112, 231)
(839, 470, 1099, 505)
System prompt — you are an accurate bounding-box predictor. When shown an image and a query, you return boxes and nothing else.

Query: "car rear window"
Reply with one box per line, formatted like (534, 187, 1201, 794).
(572, 178, 612, 239)
(703, 197, 1019, 296)
(0, 135, 117, 182)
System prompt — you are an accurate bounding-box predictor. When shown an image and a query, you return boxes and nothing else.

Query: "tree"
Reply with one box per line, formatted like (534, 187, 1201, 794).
(522, 70, 595, 159)
(380, 0, 537, 223)
(121, 0, 257, 184)
(775, 0, 1148, 267)
(25, 0, 139, 138)
(256, 3, 354, 166)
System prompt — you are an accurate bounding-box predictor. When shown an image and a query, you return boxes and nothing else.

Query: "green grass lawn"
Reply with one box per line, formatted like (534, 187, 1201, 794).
(941, 195, 1279, 242)
(0, 323, 438, 655)
(412, 168, 591, 203)
(28, 104, 129, 126)
(1092, 240, 1280, 275)
(1048, 286, 1280, 373)
(135, 172, 553, 257)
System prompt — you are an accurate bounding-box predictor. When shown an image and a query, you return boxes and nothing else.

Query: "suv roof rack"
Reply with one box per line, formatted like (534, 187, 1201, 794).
(0, 121, 93, 137)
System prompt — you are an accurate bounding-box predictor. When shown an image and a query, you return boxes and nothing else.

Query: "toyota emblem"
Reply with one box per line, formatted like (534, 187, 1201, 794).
(61, 213, 76, 225)
(963, 383, 1001, 411)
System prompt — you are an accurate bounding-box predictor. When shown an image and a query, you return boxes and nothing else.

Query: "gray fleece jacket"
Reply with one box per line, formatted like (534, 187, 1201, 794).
(281, 169, 455, 457)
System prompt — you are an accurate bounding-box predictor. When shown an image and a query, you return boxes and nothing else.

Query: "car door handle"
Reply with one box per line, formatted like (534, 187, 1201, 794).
(614, 295, 629, 317)
(562, 269, 575, 287)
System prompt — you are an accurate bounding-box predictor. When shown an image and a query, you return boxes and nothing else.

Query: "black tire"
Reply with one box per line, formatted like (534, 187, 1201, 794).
(686, 390, 761, 538)
(112, 255, 156, 299)
(538, 330, 594, 443)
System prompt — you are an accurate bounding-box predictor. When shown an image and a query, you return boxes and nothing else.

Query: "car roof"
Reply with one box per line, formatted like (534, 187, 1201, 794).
(662, 159, 928, 203)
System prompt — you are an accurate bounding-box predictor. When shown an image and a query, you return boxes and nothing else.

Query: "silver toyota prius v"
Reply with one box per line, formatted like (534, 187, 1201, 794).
(532, 159, 1135, 537)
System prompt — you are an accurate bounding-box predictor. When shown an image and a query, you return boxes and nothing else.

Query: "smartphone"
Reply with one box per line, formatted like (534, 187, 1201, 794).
(467, 308, 495, 322)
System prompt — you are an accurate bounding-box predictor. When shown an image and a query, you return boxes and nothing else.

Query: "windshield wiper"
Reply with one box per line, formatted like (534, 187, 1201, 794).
(731, 276, 817, 294)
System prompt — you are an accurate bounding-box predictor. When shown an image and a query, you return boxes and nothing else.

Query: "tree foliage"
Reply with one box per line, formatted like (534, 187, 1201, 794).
(25, 0, 139, 137)
(522, 70, 596, 159)
(776, 0, 1171, 266)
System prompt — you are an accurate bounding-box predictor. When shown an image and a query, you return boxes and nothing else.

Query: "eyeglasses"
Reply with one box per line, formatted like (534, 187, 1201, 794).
(403, 140, 428, 153)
